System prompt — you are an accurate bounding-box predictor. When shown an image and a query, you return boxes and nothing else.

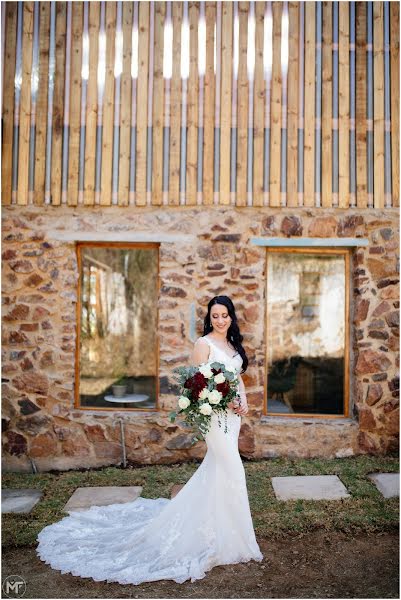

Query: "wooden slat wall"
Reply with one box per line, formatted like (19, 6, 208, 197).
(68, 2, 82, 207)
(287, 2, 299, 208)
(2, 1, 399, 211)
(236, 1, 249, 207)
(17, 2, 34, 206)
(186, 1, 199, 206)
(118, 1, 132, 207)
(355, 2, 367, 209)
(1, 3, 17, 205)
(373, 1, 385, 209)
(84, 2, 99, 206)
(100, 2, 116, 206)
(168, 2, 182, 206)
(152, 1, 164, 207)
(390, 2, 399, 207)
(219, 1, 232, 205)
(253, 0, 265, 207)
(34, 2, 50, 205)
(269, 2, 282, 207)
(50, 3, 66, 206)
(203, 2, 215, 205)
(303, 1, 315, 208)
(338, 2, 350, 208)
(321, 1, 332, 208)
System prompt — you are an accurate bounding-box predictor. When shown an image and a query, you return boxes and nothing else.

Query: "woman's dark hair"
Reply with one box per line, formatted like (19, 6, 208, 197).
(203, 295, 248, 372)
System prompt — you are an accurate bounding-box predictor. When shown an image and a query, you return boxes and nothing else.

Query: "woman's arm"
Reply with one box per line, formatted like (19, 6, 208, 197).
(228, 373, 249, 415)
(236, 373, 249, 415)
(190, 338, 210, 366)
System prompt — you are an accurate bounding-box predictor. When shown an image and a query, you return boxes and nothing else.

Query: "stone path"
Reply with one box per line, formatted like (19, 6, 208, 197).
(2, 489, 42, 514)
(367, 472, 400, 498)
(271, 475, 351, 501)
(63, 486, 143, 512)
(2, 472, 399, 514)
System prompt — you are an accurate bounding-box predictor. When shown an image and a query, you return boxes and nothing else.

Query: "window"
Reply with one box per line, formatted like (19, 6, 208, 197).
(75, 243, 159, 411)
(265, 248, 350, 417)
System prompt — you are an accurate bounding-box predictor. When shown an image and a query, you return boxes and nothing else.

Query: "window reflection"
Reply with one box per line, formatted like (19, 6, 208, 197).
(77, 244, 158, 410)
(266, 251, 347, 416)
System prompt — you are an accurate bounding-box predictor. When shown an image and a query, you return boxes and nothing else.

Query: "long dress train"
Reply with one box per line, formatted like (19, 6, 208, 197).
(36, 336, 263, 585)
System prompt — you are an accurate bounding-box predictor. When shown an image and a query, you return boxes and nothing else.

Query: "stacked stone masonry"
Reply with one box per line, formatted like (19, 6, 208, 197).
(1, 206, 399, 472)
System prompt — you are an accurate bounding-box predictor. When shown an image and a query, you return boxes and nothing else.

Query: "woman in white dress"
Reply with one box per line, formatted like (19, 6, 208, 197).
(36, 295, 263, 585)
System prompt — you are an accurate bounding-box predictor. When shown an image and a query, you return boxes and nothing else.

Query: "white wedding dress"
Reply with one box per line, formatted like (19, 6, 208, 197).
(36, 335, 263, 585)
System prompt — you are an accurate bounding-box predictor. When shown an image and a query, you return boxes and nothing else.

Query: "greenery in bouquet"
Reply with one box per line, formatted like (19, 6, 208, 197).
(169, 361, 240, 439)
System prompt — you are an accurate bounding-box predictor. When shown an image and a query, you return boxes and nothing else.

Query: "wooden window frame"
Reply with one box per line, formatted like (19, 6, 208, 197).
(264, 246, 351, 419)
(74, 241, 160, 412)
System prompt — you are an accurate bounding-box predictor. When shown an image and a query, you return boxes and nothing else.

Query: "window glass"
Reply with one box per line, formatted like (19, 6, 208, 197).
(266, 251, 347, 416)
(77, 244, 158, 410)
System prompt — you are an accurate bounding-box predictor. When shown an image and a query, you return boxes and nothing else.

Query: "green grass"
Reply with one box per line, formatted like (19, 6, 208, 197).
(2, 455, 399, 548)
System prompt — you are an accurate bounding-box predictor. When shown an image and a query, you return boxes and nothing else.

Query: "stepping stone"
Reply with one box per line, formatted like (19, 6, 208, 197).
(63, 486, 142, 513)
(2, 489, 42, 514)
(170, 484, 185, 499)
(367, 472, 399, 498)
(271, 475, 351, 501)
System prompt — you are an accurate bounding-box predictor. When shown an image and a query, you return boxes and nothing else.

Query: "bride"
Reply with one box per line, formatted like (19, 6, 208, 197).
(36, 295, 263, 585)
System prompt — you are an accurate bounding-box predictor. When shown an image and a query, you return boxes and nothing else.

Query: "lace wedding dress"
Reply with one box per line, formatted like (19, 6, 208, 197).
(36, 335, 263, 585)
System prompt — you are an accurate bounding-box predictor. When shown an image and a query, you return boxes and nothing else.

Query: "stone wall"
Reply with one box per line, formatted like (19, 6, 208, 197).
(2, 206, 399, 472)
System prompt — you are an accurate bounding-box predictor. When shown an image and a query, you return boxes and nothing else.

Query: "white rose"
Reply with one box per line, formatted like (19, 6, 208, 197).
(225, 365, 237, 374)
(199, 388, 209, 401)
(214, 373, 225, 384)
(199, 403, 213, 415)
(178, 396, 190, 409)
(208, 389, 222, 405)
(199, 364, 213, 379)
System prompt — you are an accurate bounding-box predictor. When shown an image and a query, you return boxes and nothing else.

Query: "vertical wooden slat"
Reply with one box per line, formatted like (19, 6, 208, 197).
(390, 1, 399, 207)
(373, 1, 384, 209)
(203, 1, 215, 205)
(67, 2, 82, 206)
(356, 1, 367, 208)
(34, 2, 50, 205)
(118, 2, 132, 206)
(236, 1, 249, 206)
(321, 2, 332, 207)
(219, 1, 232, 204)
(1, 3, 17, 205)
(50, 3, 66, 206)
(338, 2, 349, 208)
(303, 1, 315, 207)
(151, 2, 164, 206)
(100, 1, 116, 205)
(84, 2, 99, 206)
(253, 0, 265, 207)
(287, 1, 299, 207)
(17, 2, 34, 205)
(136, 1, 149, 206)
(186, 1, 199, 205)
(269, 3, 282, 206)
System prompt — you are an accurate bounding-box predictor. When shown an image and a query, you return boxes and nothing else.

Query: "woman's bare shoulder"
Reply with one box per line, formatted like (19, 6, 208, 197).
(194, 336, 209, 348)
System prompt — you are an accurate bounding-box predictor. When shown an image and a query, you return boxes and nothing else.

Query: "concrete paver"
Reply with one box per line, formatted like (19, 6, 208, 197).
(2, 489, 42, 514)
(271, 475, 351, 501)
(367, 472, 399, 498)
(63, 486, 143, 513)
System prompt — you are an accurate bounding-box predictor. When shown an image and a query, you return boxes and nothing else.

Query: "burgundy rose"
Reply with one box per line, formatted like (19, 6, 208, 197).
(184, 371, 207, 400)
(216, 381, 230, 397)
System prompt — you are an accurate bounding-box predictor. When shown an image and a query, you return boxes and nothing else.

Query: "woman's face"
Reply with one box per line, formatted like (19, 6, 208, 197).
(210, 303, 232, 335)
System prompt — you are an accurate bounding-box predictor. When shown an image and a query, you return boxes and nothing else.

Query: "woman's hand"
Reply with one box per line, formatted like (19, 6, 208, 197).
(235, 401, 249, 416)
(228, 397, 249, 416)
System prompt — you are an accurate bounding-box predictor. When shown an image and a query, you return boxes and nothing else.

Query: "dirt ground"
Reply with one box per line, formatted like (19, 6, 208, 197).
(2, 530, 399, 599)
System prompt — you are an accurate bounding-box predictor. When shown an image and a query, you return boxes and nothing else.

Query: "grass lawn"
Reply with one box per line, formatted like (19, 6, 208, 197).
(2, 454, 399, 549)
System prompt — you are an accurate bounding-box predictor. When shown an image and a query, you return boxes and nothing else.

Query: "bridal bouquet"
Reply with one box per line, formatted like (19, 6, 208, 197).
(169, 361, 240, 438)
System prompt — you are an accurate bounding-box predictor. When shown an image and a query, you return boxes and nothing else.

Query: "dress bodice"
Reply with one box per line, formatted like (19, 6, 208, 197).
(200, 335, 243, 374)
